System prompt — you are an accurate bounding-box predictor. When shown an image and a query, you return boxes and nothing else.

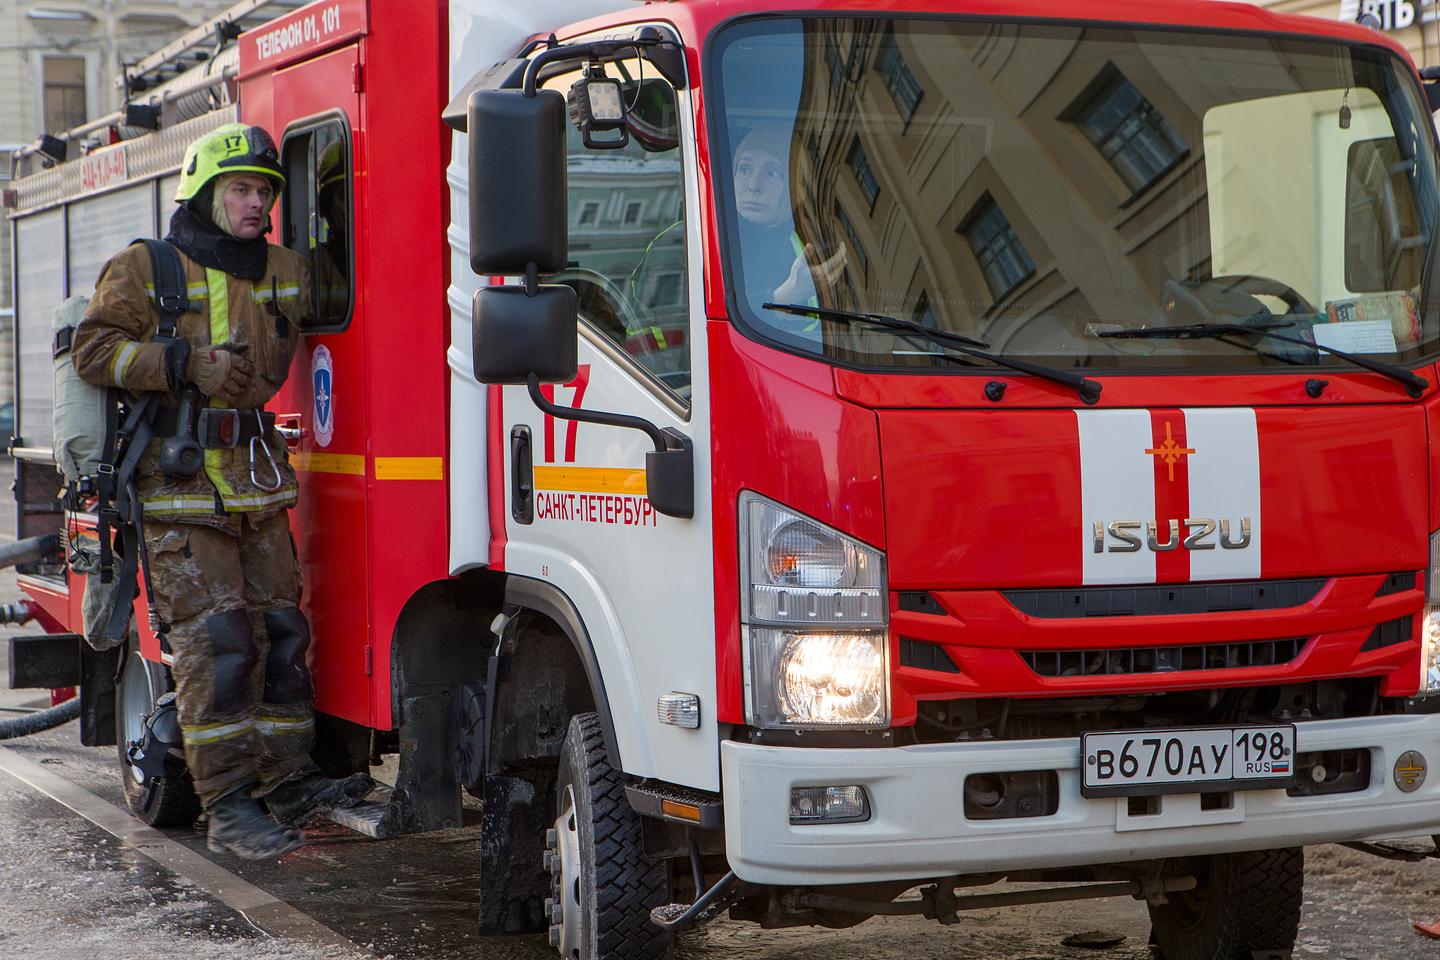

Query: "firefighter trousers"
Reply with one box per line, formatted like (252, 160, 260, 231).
(143, 511, 318, 807)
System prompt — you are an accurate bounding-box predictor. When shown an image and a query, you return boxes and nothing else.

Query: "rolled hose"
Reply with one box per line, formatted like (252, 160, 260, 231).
(0, 697, 81, 741)
(0, 534, 61, 571)
(0, 531, 75, 738)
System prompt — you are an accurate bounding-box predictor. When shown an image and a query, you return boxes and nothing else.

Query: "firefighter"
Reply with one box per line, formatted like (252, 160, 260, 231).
(730, 125, 846, 314)
(72, 123, 373, 859)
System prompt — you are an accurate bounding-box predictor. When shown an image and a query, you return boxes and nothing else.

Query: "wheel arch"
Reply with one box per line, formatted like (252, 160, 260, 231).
(389, 570, 506, 724)
(503, 575, 623, 771)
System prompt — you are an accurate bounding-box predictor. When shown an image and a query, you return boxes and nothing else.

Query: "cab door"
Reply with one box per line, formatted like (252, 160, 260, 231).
(254, 44, 370, 725)
(498, 47, 719, 790)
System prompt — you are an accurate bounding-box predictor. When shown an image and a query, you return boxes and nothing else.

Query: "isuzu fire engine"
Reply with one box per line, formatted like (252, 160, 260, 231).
(9, 0, 1440, 956)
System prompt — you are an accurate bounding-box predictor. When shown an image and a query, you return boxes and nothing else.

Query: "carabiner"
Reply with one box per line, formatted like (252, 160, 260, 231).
(248, 411, 283, 492)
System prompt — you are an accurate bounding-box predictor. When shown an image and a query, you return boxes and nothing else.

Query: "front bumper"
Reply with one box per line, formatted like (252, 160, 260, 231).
(720, 713, 1440, 885)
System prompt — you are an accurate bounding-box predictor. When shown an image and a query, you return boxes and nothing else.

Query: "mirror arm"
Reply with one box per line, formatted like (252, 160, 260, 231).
(527, 372, 667, 452)
(521, 37, 668, 97)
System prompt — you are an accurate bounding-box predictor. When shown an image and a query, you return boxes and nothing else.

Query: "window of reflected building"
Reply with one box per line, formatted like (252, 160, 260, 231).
(848, 138, 879, 209)
(914, 291, 938, 330)
(835, 202, 867, 275)
(877, 26, 923, 124)
(962, 195, 1036, 300)
(1074, 67, 1188, 194)
(826, 41, 844, 92)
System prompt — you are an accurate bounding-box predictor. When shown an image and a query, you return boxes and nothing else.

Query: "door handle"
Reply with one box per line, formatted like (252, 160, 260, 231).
(276, 413, 306, 448)
(511, 425, 533, 525)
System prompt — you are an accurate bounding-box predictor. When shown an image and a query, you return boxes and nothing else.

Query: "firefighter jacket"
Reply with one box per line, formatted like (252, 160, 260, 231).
(73, 243, 310, 526)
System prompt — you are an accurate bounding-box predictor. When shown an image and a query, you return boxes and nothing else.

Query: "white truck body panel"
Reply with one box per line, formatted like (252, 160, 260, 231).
(445, 0, 635, 574)
(445, 7, 720, 790)
(498, 73, 720, 791)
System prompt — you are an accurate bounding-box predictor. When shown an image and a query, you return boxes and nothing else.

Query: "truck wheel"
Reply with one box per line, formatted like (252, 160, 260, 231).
(547, 713, 669, 960)
(116, 644, 200, 827)
(1148, 848, 1303, 960)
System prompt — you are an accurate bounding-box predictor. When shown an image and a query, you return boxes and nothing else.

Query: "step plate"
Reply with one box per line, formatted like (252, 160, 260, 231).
(324, 783, 393, 838)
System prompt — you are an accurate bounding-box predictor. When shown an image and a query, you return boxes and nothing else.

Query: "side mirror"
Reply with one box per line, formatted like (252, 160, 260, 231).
(467, 88, 567, 275)
(1345, 137, 1424, 292)
(472, 285, 578, 385)
(463, 46, 693, 520)
(467, 86, 577, 386)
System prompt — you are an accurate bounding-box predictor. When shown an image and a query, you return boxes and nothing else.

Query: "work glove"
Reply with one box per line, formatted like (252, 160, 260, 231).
(187, 342, 255, 404)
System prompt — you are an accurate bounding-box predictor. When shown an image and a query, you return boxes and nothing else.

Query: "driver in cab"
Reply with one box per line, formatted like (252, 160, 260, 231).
(731, 125, 847, 330)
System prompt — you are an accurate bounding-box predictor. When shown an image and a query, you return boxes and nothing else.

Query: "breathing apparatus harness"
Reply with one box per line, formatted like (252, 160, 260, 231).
(83, 238, 198, 646)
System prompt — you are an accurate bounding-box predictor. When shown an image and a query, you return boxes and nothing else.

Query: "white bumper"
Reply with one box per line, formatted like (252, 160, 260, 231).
(720, 713, 1440, 885)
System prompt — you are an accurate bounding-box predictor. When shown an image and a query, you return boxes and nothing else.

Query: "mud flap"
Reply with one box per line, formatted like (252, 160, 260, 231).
(7, 633, 82, 689)
(479, 766, 554, 934)
(79, 642, 120, 747)
(373, 691, 463, 836)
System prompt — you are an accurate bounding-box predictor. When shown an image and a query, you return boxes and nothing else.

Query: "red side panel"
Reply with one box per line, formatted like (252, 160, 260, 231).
(239, 0, 451, 730)
(709, 324, 885, 723)
(1258, 406, 1427, 579)
(1426, 385, 1440, 532)
(878, 409, 1083, 589)
(351, 0, 451, 731)
(247, 43, 372, 727)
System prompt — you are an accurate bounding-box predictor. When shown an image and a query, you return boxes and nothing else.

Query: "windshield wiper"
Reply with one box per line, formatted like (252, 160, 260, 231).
(762, 302, 1102, 405)
(1095, 321, 1428, 398)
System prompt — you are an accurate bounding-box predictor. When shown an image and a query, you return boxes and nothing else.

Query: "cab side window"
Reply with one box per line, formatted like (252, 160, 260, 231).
(281, 118, 352, 330)
(547, 58, 690, 399)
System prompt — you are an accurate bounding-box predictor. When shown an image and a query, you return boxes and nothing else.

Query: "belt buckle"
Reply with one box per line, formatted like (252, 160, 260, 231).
(197, 408, 241, 449)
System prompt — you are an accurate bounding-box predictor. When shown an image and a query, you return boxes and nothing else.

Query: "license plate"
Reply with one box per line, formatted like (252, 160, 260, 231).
(1081, 725, 1296, 798)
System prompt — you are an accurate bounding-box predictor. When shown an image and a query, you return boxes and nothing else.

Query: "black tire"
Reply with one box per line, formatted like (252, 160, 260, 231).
(115, 643, 200, 828)
(548, 713, 670, 960)
(1148, 848, 1303, 960)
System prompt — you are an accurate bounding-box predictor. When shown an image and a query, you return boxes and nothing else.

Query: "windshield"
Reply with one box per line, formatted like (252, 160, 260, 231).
(709, 17, 1440, 372)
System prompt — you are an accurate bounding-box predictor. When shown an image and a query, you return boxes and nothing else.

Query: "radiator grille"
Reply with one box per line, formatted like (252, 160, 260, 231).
(1006, 579, 1325, 619)
(1374, 572, 1420, 598)
(1021, 637, 1308, 678)
(1360, 616, 1413, 652)
(899, 638, 961, 673)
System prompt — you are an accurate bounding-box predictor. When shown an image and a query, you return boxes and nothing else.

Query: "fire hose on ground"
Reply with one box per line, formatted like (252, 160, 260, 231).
(0, 534, 82, 740)
(0, 698, 82, 741)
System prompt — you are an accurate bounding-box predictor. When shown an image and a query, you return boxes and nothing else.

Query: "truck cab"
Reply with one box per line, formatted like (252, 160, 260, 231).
(8, 0, 1440, 957)
(454, 1, 1440, 956)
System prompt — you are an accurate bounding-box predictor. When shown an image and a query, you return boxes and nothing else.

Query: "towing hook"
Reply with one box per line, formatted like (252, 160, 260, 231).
(924, 879, 963, 924)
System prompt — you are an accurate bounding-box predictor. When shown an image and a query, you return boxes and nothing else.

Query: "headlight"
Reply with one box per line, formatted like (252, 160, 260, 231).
(1422, 531, 1440, 697)
(740, 493, 888, 728)
(746, 628, 888, 727)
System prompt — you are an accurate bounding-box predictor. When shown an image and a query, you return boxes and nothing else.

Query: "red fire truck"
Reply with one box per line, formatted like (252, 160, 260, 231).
(9, 0, 1440, 956)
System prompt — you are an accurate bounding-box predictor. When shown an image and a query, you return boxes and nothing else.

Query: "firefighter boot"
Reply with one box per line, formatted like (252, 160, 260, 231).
(207, 785, 304, 859)
(265, 771, 376, 828)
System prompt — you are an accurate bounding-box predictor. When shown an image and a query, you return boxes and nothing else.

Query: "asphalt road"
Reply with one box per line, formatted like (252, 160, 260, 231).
(1, 462, 1439, 959)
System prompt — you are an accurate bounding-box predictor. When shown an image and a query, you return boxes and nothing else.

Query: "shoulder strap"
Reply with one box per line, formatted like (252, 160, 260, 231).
(129, 238, 191, 342)
(94, 387, 120, 582)
(95, 240, 186, 640)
